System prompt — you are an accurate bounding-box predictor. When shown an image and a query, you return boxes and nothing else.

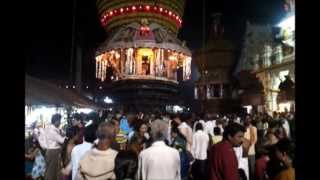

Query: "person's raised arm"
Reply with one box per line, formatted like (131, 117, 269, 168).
(52, 129, 66, 144)
(25, 148, 39, 160)
(61, 162, 72, 175)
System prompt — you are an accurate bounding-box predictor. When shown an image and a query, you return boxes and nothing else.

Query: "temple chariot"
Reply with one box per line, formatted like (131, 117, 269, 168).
(95, 0, 192, 112)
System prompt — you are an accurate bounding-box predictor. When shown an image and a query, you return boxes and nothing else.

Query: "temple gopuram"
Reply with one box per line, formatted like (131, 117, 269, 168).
(95, 0, 192, 112)
(235, 0, 295, 114)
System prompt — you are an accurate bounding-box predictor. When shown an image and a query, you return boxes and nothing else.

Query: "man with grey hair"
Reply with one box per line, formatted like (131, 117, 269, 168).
(138, 119, 181, 180)
(77, 122, 118, 180)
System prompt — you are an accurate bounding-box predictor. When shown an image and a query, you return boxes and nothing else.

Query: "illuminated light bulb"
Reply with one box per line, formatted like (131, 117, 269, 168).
(115, 52, 120, 59)
(66, 85, 69, 88)
(165, 10, 168, 13)
(109, 11, 113, 16)
(169, 56, 175, 61)
(277, 15, 295, 30)
(154, 6, 157, 10)
(86, 86, 89, 89)
(146, 5, 150, 10)
(132, 6, 136, 10)
(159, 7, 163, 12)
(176, 16, 179, 20)
(139, 6, 142, 9)
(120, 8, 124, 13)
(169, 11, 172, 15)
(99, 86, 102, 89)
(73, 85, 75, 89)
(114, 10, 117, 13)
(126, 7, 129, 11)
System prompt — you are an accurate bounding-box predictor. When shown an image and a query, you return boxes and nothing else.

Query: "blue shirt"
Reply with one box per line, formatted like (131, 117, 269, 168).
(120, 117, 133, 135)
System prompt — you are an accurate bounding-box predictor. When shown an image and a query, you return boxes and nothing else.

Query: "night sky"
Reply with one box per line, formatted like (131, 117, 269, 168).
(25, 0, 286, 85)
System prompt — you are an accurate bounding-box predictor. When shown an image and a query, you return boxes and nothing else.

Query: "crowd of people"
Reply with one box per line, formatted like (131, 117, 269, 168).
(25, 110, 295, 180)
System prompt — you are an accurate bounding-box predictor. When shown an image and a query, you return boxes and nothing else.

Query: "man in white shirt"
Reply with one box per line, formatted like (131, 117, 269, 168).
(193, 114, 206, 132)
(173, 113, 193, 152)
(244, 116, 258, 180)
(191, 123, 209, 180)
(44, 114, 66, 180)
(138, 119, 181, 180)
(205, 114, 217, 136)
(66, 125, 95, 180)
(281, 117, 291, 139)
(193, 120, 205, 132)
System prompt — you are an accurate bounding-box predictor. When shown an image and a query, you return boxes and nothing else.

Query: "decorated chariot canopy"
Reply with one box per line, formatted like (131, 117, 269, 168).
(96, 0, 186, 34)
(95, 0, 191, 83)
